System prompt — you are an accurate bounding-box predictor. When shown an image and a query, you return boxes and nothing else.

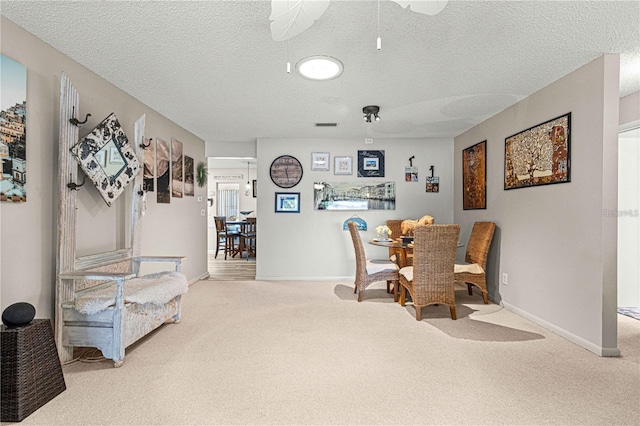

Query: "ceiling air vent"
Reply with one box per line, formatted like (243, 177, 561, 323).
(315, 123, 338, 127)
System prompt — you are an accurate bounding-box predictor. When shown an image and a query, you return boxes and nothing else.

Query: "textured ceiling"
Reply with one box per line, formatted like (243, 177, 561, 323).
(2, 0, 639, 145)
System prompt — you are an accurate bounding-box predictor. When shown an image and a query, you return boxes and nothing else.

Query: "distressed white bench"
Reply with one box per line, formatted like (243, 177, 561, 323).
(58, 251, 187, 367)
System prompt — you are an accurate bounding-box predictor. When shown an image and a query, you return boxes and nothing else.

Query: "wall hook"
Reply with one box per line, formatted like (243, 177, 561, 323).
(429, 165, 435, 178)
(67, 174, 86, 191)
(408, 156, 415, 167)
(69, 106, 91, 127)
(140, 138, 152, 149)
(137, 185, 145, 196)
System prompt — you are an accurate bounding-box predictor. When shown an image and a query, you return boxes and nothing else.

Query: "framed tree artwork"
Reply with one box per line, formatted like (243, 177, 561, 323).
(504, 113, 571, 190)
(462, 140, 486, 210)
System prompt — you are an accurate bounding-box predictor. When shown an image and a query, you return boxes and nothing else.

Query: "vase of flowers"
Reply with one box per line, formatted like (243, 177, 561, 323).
(375, 225, 392, 240)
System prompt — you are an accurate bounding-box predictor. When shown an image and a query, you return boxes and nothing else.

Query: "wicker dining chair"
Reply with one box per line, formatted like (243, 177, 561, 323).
(347, 222, 400, 302)
(385, 219, 410, 266)
(454, 221, 496, 304)
(398, 224, 460, 320)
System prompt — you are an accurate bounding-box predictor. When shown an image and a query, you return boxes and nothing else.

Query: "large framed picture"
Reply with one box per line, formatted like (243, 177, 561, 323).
(275, 192, 300, 213)
(462, 140, 486, 209)
(311, 152, 330, 171)
(357, 150, 385, 177)
(334, 156, 353, 175)
(505, 113, 571, 190)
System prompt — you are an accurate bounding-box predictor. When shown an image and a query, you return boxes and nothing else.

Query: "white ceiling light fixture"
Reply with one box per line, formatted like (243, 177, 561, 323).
(296, 56, 344, 81)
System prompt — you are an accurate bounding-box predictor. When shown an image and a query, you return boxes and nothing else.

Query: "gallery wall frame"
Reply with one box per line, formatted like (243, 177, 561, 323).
(313, 181, 396, 210)
(275, 192, 300, 213)
(334, 156, 353, 175)
(0, 54, 27, 202)
(156, 137, 171, 203)
(462, 140, 486, 209)
(357, 150, 385, 177)
(311, 152, 330, 171)
(252, 179, 257, 198)
(504, 112, 571, 190)
(184, 155, 194, 196)
(171, 138, 183, 198)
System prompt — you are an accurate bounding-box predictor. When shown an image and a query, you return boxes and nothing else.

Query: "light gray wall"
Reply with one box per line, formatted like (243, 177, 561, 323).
(617, 91, 640, 308)
(0, 17, 209, 319)
(256, 138, 454, 280)
(454, 55, 621, 356)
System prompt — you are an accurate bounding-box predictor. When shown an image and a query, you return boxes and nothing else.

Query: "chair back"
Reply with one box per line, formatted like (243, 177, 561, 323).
(245, 217, 256, 233)
(410, 224, 460, 305)
(465, 222, 496, 269)
(386, 219, 404, 257)
(214, 216, 227, 233)
(347, 221, 368, 279)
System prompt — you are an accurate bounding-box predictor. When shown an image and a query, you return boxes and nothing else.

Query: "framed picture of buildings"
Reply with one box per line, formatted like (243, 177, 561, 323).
(504, 113, 571, 190)
(462, 140, 486, 209)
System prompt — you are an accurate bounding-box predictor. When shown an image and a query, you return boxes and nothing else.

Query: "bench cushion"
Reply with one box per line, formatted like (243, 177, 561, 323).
(74, 271, 188, 315)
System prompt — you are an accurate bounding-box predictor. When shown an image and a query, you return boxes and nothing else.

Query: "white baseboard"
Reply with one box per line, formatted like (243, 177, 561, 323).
(501, 301, 621, 357)
(190, 272, 210, 284)
(255, 276, 354, 282)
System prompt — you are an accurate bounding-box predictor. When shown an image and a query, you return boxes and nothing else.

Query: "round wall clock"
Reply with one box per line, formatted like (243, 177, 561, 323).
(270, 155, 303, 188)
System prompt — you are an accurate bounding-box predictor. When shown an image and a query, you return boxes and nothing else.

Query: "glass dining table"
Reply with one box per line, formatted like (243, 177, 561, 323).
(368, 238, 414, 268)
(369, 238, 464, 268)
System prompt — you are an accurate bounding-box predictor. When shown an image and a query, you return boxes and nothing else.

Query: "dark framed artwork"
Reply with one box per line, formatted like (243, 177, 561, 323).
(275, 192, 300, 213)
(184, 155, 194, 196)
(505, 113, 571, 190)
(171, 138, 183, 198)
(357, 150, 385, 177)
(252, 179, 257, 198)
(462, 140, 486, 209)
(156, 138, 171, 204)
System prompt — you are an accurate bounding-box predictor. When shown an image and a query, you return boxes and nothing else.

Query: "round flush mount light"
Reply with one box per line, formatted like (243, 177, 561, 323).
(296, 56, 344, 81)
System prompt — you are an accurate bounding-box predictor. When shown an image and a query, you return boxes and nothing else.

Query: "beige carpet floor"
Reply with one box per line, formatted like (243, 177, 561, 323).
(12, 280, 640, 425)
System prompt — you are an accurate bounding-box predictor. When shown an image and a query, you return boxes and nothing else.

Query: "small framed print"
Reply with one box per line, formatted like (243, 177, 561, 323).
(334, 156, 353, 175)
(311, 152, 330, 171)
(275, 192, 300, 213)
(357, 150, 385, 177)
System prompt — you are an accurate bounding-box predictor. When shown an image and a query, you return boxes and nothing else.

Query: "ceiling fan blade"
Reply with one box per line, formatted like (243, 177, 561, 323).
(390, 0, 448, 16)
(270, 0, 330, 41)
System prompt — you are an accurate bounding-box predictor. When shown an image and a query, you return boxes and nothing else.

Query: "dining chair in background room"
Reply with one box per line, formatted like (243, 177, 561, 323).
(214, 216, 240, 260)
(240, 217, 257, 260)
(386, 219, 412, 266)
(454, 221, 496, 304)
(398, 224, 460, 320)
(347, 222, 400, 302)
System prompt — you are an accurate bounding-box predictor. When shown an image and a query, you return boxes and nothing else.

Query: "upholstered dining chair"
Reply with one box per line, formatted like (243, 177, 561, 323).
(398, 224, 460, 320)
(347, 222, 400, 302)
(454, 221, 496, 304)
(214, 216, 240, 260)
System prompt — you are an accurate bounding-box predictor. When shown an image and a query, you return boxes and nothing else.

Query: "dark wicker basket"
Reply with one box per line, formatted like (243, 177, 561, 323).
(1, 319, 66, 422)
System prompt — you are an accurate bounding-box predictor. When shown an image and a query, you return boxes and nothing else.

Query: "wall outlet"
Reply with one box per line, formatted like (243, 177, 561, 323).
(502, 273, 508, 285)
(200, 209, 206, 216)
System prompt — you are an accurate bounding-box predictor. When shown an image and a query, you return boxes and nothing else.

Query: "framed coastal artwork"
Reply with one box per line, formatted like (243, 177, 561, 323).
(504, 113, 571, 190)
(357, 150, 385, 177)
